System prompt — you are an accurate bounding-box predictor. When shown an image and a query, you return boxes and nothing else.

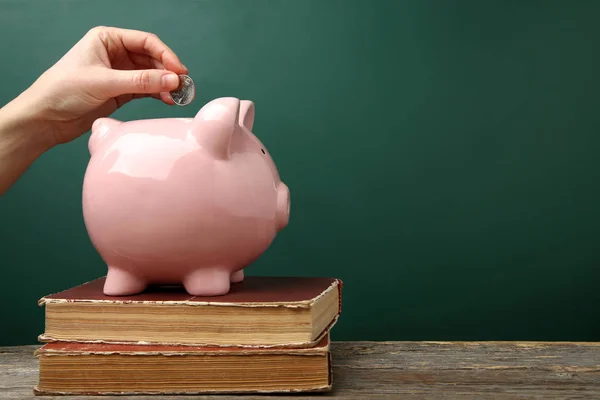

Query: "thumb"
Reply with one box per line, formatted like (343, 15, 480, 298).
(97, 69, 180, 98)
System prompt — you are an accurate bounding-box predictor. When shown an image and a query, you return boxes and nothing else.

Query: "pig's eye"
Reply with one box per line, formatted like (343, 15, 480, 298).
(261, 148, 266, 154)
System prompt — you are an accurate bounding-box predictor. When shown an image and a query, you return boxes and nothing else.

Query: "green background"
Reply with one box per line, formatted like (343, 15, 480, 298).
(1, 0, 599, 346)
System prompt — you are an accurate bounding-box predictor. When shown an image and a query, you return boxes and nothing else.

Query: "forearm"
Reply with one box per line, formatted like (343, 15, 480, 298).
(0, 94, 54, 195)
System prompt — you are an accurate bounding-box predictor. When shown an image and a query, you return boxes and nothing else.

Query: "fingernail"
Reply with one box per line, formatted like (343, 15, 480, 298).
(162, 73, 179, 90)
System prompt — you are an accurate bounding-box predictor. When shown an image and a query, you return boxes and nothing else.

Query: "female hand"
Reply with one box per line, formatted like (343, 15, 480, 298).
(0, 26, 187, 195)
(12, 26, 188, 146)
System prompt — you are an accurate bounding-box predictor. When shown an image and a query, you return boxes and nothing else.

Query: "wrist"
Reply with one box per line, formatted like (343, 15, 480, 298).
(0, 90, 57, 154)
(0, 92, 57, 195)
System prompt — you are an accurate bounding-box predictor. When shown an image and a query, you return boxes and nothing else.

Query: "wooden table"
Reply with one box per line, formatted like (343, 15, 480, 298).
(2, 341, 600, 399)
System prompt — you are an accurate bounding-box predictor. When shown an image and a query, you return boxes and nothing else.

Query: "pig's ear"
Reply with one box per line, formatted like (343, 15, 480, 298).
(239, 100, 255, 130)
(89, 118, 121, 155)
(192, 97, 240, 160)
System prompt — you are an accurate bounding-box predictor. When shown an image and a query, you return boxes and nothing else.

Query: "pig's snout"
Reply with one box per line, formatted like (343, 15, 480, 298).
(276, 182, 290, 232)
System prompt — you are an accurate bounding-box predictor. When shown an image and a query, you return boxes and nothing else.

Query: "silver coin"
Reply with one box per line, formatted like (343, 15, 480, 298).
(170, 74, 196, 106)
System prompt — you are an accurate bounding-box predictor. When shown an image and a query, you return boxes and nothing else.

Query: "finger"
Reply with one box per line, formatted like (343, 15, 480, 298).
(114, 93, 161, 109)
(146, 93, 162, 101)
(96, 68, 180, 98)
(129, 53, 164, 70)
(116, 60, 176, 105)
(159, 91, 175, 105)
(108, 27, 187, 74)
(127, 56, 175, 104)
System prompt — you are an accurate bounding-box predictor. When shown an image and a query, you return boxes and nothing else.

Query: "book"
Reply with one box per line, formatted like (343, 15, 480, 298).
(34, 334, 332, 395)
(38, 276, 342, 348)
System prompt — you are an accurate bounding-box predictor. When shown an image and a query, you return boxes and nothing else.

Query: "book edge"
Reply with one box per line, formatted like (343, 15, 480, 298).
(37, 276, 104, 306)
(35, 334, 330, 356)
(36, 333, 323, 349)
(38, 277, 341, 309)
(310, 276, 342, 341)
(33, 385, 332, 396)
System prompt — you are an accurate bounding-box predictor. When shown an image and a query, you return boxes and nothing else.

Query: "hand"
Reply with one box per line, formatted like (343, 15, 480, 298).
(12, 26, 188, 146)
(0, 26, 187, 195)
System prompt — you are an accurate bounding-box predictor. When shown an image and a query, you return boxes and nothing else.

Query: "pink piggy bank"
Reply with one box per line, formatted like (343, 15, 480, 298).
(82, 97, 290, 296)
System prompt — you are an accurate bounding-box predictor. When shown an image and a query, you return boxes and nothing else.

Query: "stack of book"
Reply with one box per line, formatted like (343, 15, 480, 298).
(33, 275, 342, 395)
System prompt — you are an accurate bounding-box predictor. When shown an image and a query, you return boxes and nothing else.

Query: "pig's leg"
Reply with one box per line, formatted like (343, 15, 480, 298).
(183, 268, 231, 296)
(230, 269, 244, 283)
(103, 267, 147, 296)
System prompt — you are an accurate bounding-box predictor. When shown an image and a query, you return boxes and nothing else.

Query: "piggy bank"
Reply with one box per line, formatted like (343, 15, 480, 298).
(82, 97, 290, 296)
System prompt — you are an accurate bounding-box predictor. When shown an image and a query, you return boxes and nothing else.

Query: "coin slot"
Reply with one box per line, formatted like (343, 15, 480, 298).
(261, 148, 266, 154)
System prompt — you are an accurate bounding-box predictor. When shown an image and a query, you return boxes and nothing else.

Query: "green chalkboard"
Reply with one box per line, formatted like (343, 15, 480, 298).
(1, 0, 600, 346)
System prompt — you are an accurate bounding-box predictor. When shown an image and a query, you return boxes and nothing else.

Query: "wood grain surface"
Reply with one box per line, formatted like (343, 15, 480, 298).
(2, 341, 600, 399)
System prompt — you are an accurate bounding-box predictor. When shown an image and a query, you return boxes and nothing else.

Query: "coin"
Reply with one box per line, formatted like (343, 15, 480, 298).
(170, 74, 196, 106)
